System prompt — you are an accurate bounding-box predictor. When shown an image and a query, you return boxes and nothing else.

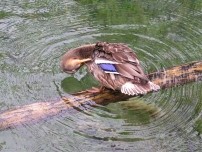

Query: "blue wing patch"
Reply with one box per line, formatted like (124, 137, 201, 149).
(98, 63, 118, 73)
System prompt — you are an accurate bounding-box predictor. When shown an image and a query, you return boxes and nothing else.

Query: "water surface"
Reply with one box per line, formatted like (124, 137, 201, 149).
(0, 0, 202, 151)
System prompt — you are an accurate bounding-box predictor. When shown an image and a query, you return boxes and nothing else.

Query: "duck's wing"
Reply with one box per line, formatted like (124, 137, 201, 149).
(93, 42, 149, 82)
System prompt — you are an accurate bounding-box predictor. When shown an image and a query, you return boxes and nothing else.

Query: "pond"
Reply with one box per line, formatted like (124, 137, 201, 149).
(0, 0, 202, 151)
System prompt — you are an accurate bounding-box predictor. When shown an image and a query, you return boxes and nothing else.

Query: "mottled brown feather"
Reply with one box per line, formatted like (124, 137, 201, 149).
(93, 42, 149, 81)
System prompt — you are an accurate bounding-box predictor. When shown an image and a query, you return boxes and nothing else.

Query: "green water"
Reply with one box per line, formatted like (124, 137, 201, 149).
(0, 0, 202, 151)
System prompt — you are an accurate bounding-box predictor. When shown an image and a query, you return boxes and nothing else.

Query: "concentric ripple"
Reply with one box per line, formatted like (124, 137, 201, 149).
(0, 0, 202, 151)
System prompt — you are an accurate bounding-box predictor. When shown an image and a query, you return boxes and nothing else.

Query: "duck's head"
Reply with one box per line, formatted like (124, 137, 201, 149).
(60, 44, 95, 74)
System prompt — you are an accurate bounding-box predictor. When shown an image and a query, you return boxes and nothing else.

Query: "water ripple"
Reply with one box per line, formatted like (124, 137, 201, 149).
(0, 0, 202, 151)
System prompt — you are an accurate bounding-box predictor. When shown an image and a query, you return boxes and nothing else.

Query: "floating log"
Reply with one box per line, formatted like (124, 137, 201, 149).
(1, 61, 202, 130)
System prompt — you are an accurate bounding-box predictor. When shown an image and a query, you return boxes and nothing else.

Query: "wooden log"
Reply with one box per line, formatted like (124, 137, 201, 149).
(1, 61, 202, 130)
(73, 60, 202, 103)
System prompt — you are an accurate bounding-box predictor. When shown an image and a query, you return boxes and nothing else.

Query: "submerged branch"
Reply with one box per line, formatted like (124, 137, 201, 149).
(1, 61, 202, 130)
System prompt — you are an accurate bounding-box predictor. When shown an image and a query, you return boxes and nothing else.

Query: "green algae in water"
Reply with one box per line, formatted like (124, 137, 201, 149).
(0, 11, 11, 19)
(194, 119, 202, 135)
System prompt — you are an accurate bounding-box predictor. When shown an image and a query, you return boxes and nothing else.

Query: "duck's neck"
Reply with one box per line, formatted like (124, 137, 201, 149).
(78, 44, 95, 59)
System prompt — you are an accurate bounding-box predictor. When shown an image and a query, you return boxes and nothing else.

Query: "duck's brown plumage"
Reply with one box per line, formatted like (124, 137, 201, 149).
(61, 42, 160, 95)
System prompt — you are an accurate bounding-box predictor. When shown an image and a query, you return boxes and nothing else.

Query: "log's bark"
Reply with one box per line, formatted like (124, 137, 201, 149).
(1, 61, 202, 130)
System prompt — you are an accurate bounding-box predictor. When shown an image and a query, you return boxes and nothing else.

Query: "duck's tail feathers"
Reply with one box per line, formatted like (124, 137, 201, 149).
(121, 81, 160, 96)
(148, 81, 160, 91)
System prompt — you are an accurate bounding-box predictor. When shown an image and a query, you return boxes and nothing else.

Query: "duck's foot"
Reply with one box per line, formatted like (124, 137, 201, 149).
(86, 86, 105, 94)
(72, 86, 105, 95)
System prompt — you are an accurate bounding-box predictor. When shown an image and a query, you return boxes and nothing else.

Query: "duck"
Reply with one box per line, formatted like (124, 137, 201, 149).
(60, 42, 160, 95)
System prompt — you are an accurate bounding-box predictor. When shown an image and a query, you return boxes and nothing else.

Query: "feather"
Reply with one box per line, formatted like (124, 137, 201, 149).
(115, 64, 134, 79)
(121, 82, 150, 95)
(110, 73, 116, 80)
(116, 64, 148, 81)
(98, 63, 119, 74)
(95, 58, 119, 64)
(148, 81, 160, 91)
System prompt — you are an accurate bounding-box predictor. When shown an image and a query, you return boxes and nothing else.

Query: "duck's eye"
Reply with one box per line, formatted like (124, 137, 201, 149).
(73, 57, 78, 59)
